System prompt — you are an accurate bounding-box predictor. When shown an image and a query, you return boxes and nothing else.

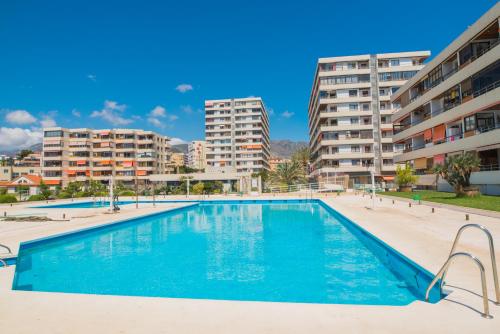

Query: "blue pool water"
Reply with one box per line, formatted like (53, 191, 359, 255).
(33, 200, 193, 208)
(13, 201, 442, 305)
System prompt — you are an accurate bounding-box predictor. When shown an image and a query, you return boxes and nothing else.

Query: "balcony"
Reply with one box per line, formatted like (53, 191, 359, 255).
(395, 124, 500, 162)
(393, 75, 500, 138)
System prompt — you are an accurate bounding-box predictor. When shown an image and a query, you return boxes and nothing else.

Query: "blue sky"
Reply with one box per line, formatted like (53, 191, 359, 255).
(0, 0, 496, 150)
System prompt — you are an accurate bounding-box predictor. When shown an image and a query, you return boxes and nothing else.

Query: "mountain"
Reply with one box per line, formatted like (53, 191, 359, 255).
(0, 142, 43, 156)
(270, 140, 308, 158)
(28, 143, 43, 152)
(171, 144, 189, 154)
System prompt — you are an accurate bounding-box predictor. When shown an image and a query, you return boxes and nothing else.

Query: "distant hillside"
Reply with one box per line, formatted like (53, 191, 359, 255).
(29, 143, 43, 152)
(171, 144, 188, 154)
(2, 140, 308, 159)
(0, 142, 42, 156)
(271, 140, 308, 158)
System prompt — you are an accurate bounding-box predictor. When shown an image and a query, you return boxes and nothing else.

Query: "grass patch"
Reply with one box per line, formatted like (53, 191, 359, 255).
(381, 190, 500, 212)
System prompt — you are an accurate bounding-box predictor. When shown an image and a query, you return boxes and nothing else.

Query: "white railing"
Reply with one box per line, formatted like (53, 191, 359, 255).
(267, 181, 344, 194)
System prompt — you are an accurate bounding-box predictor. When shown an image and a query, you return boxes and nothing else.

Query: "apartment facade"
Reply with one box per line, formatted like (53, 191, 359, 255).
(205, 97, 270, 173)
(42, 128, 171, 187)
(0, 153, 42, 181)
(187, 140, 206, 170)
(308, 51, 429, 184)
(170, 152, 186, 167)
(392, 4, 500, 194)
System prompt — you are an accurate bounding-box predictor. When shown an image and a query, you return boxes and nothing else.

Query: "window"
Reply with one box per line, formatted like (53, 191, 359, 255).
(44, 130, 63, 137)
(390, 59, 400, 66)
(379, 71, 417, 81)
(348, 62, 356, 69)
(350, 117, 359, 124)
(349, 103, 358, 111)
(361, 103, 370, 111)
(351, 145, 360, 152)
(349, 90, 357, 97)
(351, 160, 360, 166)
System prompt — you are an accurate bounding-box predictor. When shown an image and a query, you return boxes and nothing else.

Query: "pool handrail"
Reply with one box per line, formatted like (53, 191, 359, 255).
(0, 243, 12, 255)
(440, 224, 500, 305)
(425, 252, 492, 319)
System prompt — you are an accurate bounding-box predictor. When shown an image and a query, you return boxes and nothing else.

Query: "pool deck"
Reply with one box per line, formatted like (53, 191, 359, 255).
(1, 194, 499, 333)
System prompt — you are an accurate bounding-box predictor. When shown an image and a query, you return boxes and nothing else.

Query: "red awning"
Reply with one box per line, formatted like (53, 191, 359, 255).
(382, 176, 395, 181)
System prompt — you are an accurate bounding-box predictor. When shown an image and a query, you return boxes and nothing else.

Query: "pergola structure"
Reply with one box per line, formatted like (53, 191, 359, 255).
(148, 171, 257, 194)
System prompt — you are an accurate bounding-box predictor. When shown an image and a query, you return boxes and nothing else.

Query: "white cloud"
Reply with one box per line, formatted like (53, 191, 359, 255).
(147, 117, 164, 128)
(40, 116, 57, 128)
(149, 105, 166, 117)
(91, 100, 133, 126)
(148, 105, 178, 128)
(175, 83, 193, 93)
(281, 110, 294, 119)
(71, 109, 81, 117)
(180, 105, 193, 114)
(170, 137, 188, 145)
(5, 110, 37, 125)
(87, 74, 96, 82)
(267, 107, 275, 116)
(0, 127, 43, 150)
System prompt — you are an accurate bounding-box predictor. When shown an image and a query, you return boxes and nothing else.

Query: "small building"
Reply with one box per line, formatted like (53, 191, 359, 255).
(0, 175, 45, 198)
(269, 156, 291, 171)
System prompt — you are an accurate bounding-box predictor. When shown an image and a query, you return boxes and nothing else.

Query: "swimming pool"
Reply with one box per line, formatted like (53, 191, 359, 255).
(33, 200, 193, 208)
(13, 200, 442, 305)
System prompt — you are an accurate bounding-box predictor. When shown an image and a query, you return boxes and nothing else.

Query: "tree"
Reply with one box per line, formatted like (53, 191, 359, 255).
(16, 149, 33, 161)
(39, 180, 52, 200)
(269, 161, 306, 186)
(291, 147, 310, 175)
(89, 179, 107, 197)
(62, 181, 83, 198)
(192, 182, 205, 195)
(395, 164, 418, 191)
(16, 185, 30, 201)
(433, 152, 481, 196)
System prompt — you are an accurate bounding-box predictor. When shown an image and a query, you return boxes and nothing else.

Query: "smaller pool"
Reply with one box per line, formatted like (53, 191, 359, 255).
(34, 200, 193, 208)
(33, 199, 314, 209)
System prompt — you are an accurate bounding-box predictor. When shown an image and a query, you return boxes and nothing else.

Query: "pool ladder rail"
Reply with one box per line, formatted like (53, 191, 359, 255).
(0, 243, 13, 268)
(425, 224, 499, 319)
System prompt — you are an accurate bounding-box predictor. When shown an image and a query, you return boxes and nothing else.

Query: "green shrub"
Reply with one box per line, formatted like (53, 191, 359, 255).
(27, 194, 46, 201)
(119, 190, 136, 196)
(192, 182, 205, 195)
(0, 194, 18, 203)
(57, 192, 72, 199)
(75, 191, 91, 198)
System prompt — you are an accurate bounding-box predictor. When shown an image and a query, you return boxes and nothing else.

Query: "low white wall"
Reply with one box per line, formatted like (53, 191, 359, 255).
(436, 170, 500, 195)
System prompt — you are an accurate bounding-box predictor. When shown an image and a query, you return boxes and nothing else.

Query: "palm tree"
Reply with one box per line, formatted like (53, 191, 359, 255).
(291, 147, 310, 175)
(269, 161, 306, 186)
(433, 152, 481, 196)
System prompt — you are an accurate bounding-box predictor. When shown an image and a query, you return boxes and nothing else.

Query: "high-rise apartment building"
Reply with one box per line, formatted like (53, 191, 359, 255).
(205, 97, 270, 173)
(187, 140, 206, 170)
(308, 51, 430, 184)
(392, 4, 499, 194)
(42, 128, 171, 187)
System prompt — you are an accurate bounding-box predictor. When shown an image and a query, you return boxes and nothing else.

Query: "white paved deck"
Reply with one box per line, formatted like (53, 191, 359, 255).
(0, 194, 499, 333)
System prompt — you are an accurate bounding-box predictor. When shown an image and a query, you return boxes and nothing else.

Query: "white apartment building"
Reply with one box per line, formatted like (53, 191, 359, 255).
(308, 51, 430, 184)
(42, 128, 171, 187)
(392, 4, 500, 194)
(187, 140, 206, 170)
(205, 97, 270, 173)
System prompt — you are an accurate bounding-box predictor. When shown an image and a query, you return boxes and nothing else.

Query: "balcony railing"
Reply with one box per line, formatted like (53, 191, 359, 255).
(395, 79, 500, 135)
(479, 164, 500, 172)
(401, 39, 499, 107)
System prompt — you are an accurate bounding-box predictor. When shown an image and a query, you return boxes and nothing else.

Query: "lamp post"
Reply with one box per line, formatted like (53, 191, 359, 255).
(109, 176, 114, 212)
(371, 168, 376, 209)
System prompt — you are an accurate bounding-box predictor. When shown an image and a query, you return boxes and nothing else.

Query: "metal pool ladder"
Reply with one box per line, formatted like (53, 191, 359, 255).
(425, 224, 499, 319)
(0, 243, 13, 267)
